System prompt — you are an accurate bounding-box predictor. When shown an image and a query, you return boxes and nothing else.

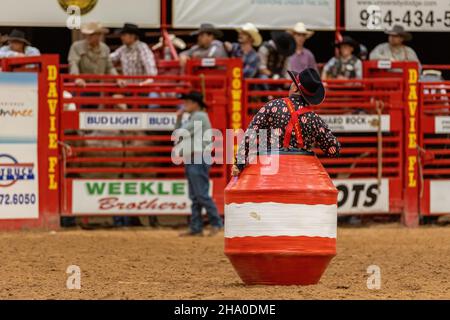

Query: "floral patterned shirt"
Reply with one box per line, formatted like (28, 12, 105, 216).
(235, 94, 341, 171)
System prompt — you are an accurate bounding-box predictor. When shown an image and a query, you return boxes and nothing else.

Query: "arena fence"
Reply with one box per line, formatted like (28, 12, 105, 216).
(0, 55, 447, 230)
(244, 61, 420, 227)
(58, 61, 233, 218)
(418, 80, 450, 216)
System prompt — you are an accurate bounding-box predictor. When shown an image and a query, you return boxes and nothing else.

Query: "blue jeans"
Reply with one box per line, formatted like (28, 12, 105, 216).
(185, 163, 223, 233)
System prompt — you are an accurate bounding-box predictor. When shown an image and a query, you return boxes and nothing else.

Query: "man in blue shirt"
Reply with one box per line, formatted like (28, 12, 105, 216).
(225, 23, 261, 78)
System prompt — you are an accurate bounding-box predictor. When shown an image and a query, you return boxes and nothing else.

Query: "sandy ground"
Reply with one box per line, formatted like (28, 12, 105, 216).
(0, 224, 449, 300)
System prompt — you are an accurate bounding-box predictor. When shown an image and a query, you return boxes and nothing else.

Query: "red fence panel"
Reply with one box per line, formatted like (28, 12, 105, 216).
(243, 76, 405, 217)
(419, 80, 450, 216)
(59, 72, 229, 217)
(0, 55, 60, 230)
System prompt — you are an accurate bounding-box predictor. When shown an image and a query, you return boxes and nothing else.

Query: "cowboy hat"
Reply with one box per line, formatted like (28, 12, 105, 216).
(236, 22, 262, 47)
(118, 23, 140, 36)
(335, 36, 360, 56)
(385, 24, 412, 41)
(81, 22, 109, 35)
(271, 31, 296, 57)
(180, 91, 207, 109)
(6, 29, 31, 46)
(152, 34, 187, 51)
(289, 22, 314, 39)
(287, 68, 325, 106)
(190, 23, 223, 39)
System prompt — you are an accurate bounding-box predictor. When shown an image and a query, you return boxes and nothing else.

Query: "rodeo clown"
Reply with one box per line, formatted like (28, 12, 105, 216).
(231, 68, 341, 176)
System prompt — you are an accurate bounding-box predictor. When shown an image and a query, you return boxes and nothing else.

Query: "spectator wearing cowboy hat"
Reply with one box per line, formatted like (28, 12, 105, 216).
(322, 36, 363, 80)
(0, 29, 40, 58)
(287, 22, 318, 73)
(179, 23, 228, 67)
(224, 22, 262, 78)
(232, 67, 340, 176)
(174, 91, 223, 237)
(258, 31, 296, 80)
(68, 22, 122, 88)
(110, 23, 157, 86)
(369, 25, 420, 63)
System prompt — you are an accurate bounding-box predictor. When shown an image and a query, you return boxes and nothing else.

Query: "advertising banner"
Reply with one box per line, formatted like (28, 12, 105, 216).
(72, 179, 213, 215)
(435, 116, 450, 133)
(173, 0, 336, 30)
(346, 0, 450, 32)
(0, 73, 39, 220)
(79, 112, 189, 131)
(0, 144, 39, 219)
(322, 115, 390, 132)
(0, 0, 160, 27)
(430, 180, 450, 214)
(334, 179, 389, 214)
(0, 73, 38, 143)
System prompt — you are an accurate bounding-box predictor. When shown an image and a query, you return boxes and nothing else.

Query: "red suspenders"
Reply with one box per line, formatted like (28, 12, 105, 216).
(282, 98, 310, 149)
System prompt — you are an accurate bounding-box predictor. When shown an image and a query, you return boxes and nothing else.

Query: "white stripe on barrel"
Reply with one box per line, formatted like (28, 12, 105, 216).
(225, 202, 337, 239)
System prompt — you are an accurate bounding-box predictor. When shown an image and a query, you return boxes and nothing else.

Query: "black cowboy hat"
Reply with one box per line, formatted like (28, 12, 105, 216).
(118, 23, 140, 36)
(287, 68, 325, 106)
(180, 91, 207, 109)
(271, 31, 296, 57)
(385, 24, 412, 41)
(335, 36, 360, 56)
(6, 29, 30, 46)
(190, 23, 223, 39)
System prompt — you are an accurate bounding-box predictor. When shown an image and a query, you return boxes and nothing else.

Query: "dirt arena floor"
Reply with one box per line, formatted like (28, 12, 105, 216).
(1, 223, 450, 300)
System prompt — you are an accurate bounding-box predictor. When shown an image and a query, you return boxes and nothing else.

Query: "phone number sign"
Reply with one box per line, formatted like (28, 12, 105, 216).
(345, 0, 450, 31)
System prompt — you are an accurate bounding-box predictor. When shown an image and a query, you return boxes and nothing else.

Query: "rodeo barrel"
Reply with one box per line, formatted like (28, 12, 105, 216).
(224, 150, 338, 285)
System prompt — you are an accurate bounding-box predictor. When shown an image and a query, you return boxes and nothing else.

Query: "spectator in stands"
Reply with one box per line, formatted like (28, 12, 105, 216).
(0, 29, 40, 58)
(179, 23, 227, 67)
(287, 22, 318, 73)
(68, 22, 123, 88)
(224, 23, 261, 78)
(110, 23, 157, 86)
(67, 22, 124, 229)
(258, 31, 296, 79)
(109, 23, 159, 227)
(421, 70, 449, 110)
(369, 25, 420, 63)
(174, 91, 223, 237)
(322, 36, 362, 80)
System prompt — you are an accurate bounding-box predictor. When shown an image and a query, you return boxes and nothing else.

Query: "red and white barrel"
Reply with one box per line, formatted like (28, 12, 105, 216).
(224, 152, 338, 285)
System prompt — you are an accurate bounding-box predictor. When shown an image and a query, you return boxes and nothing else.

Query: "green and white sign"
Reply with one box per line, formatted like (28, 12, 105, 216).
(72, 179, 212, 215)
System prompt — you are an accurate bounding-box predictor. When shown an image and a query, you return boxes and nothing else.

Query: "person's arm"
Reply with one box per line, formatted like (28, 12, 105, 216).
(68, 43, 81, 75)
(257, 45, 271, 76)
(407, 47, 421, 72)
(355, 59, 363, 79)
(105, 47, 118, 76)
(25, 46, 40, 56)
(243, 52, 260, 78)
(179, 46, 194, 67)
(109, 45, 123, 64)
(234, 104, 268, 173)
(0, 46, 19, 58)
(138, 43, 158, 76)
(369, 44, 387, 60)
(309, 51, 319, 72)
(321, 58, 333, 80)
(175, 108, 185, 129)
(210, 41, 228, 58)
(311, 113, 340, 157)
